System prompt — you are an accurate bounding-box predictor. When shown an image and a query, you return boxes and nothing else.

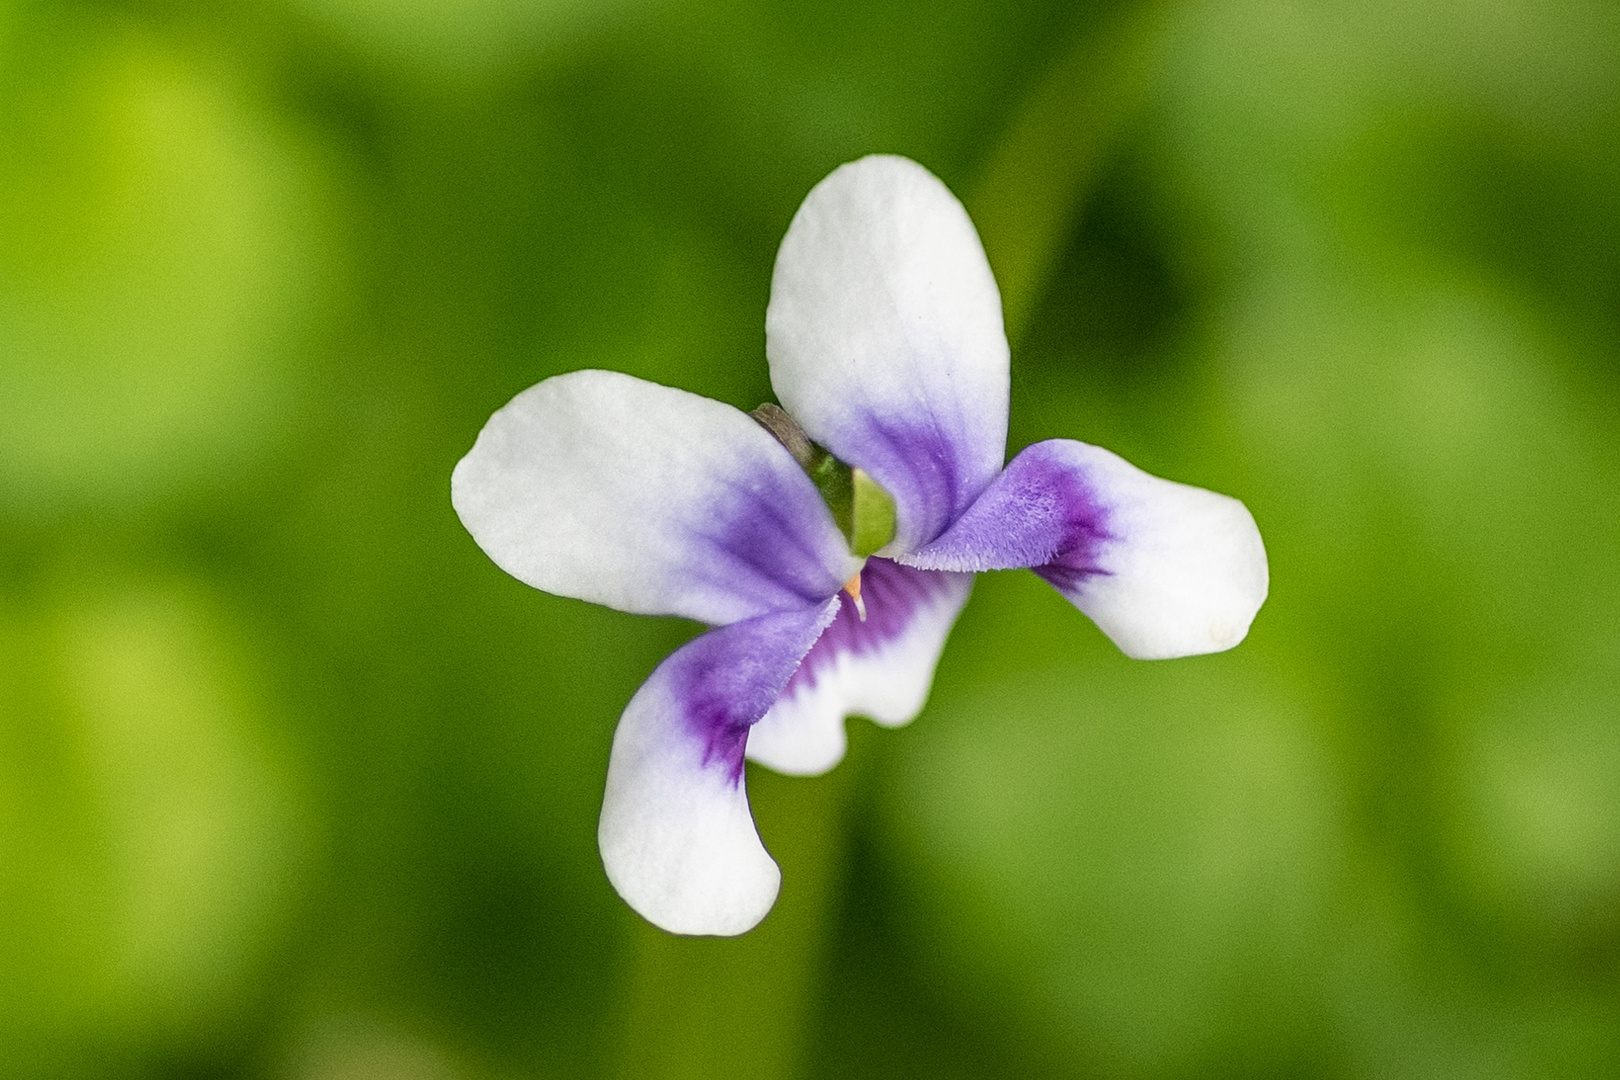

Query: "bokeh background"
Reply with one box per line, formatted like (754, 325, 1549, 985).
(3, 0, 1619, 1076)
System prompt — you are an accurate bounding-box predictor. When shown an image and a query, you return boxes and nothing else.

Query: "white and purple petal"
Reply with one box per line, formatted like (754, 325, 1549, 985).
(904, 440, 1268, 660)
(452, 370, 861, 626)
(745, 559, 973, 776)
(599, 600, 841, 936)
(765, 155, 1010, 555)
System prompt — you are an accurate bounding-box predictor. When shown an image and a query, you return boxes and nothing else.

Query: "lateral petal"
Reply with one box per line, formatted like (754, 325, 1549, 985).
(904, 440, 1268, 659)
(598, 600, 840, 936)
(766, 155, 1010, 555)
(452, 370, 860, 626)
(746, 559, 973, 776)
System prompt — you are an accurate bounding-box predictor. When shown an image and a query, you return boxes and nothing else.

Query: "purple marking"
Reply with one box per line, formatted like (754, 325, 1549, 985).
(828, 412, 1002, 552)
(783, 558, 966, 694)
(658, 602, 839, 785)
(902, 440, 1114, 590)
(676, 455, 853, 615)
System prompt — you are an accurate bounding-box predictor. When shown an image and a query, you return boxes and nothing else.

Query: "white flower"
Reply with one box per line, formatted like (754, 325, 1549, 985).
(452, 155, 1268, 935)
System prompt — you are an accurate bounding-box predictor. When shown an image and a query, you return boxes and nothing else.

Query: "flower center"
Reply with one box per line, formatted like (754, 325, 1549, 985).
(750, 403, 896, 558)
(842, 571, 866, 622)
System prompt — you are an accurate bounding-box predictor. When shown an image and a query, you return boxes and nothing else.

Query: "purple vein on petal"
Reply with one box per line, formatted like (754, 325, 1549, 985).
(839, 412, 1001, 553)
(785, 557, 959, 694)
(679, 467, 854, 614)
(903, 439, 1115, 581)
(664, 602, 841, 785)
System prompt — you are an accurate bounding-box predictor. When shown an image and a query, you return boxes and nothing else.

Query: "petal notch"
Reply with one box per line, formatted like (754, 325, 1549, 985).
(746, 559, 973, 775)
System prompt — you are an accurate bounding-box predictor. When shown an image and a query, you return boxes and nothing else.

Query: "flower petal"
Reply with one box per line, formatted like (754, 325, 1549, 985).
(904, 440, 1268, 659)
(599, 600, 840, 936)
(746, 558, 973, 776)
(766, 155, 1010, 554)
(452, 370, 861, 625)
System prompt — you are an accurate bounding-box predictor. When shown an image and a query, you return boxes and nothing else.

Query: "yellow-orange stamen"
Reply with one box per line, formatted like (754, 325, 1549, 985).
(842, 572, 867, 622)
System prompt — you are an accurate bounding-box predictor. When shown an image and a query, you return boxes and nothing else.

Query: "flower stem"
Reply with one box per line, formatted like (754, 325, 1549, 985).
(969, 0, 1173, 343)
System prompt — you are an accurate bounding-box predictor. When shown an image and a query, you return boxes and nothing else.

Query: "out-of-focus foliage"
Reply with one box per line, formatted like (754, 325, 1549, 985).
(1, 0, 1616, 1077)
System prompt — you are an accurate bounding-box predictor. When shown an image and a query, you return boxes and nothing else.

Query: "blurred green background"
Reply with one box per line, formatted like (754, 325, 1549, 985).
(2, 0, 1618, 1076)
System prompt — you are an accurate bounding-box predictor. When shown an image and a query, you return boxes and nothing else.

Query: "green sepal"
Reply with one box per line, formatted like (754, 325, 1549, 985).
(750, 402, 897, 557)
(808, 452, 854, 541)
(850, 467, 896, 557)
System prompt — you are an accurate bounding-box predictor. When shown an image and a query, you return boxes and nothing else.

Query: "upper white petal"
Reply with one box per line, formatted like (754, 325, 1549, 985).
(451, 370, 859, 625)
(766, 155, 1010, 553)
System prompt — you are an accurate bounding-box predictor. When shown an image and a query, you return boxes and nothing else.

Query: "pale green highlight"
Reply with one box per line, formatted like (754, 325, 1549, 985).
(752, 402, 897, 558)
(850, 467, 897, 558)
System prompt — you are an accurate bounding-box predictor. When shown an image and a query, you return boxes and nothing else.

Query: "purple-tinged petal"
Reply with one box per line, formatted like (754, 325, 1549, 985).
(904, 440, 1268, 660)
(746, 559, 973, 776)
(898, 441, 1111, 573)
(599, 599, 840, 936)
(452, 370, 860, 626)
(766, 155, 1010, 554)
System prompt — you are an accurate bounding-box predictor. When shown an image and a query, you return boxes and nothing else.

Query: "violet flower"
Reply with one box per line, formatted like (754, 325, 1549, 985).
(452, 155, 1267, 935)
